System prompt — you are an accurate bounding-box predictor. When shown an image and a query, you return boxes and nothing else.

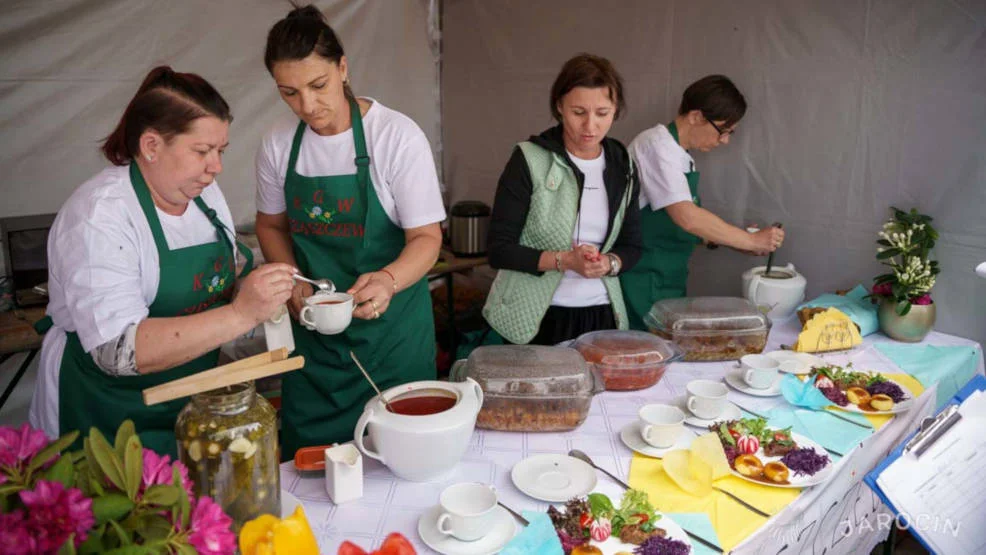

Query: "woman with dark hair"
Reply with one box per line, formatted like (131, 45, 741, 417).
(255, 5, 444, 455)
(483, 53, 642, 345)
(620, 75, 785, 330)
(29, 66, 296, 454)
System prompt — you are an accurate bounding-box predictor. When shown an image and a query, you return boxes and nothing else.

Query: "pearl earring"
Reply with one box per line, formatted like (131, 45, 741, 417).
(145, 154, 153, 162)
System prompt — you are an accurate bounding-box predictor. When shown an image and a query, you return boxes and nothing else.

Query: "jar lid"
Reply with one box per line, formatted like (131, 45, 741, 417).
(450, 345, 594, 397)
(572, 330, 682, 369)
(644, 296, 770, 334)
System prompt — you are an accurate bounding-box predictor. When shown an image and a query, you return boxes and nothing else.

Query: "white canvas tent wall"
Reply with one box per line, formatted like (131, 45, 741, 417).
(1, 0, 984, 345)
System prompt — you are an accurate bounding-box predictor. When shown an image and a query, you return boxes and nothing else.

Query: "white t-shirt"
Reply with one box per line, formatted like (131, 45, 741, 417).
(629, 123, 697, 210)
(552, 151, 610, 308)
(29, 165, 237, 437)
(255, 98, 446, 229)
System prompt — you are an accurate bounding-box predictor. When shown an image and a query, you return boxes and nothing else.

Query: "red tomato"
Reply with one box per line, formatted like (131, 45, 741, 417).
(634, 513, 650, 523)
(773, 432, 788, 441)
(377, 533, 417, 555)
(728, 429, 741, 440)
(579, 513, 594, 528)
(338, 542, 368, 555)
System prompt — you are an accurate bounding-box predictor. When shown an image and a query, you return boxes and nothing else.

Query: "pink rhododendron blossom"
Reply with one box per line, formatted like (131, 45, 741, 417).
(870, 283, 892, 296)
(19, 480, 94, 552)
(141, 449, 194, 502)
(0, 510, 35, 555)
(911, 294, 933, 305)
(188, 496, 236, 555)
(0, 424, 50, 468)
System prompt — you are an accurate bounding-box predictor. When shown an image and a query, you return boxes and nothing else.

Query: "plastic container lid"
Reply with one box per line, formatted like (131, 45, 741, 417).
(644, 296, 770, 335)
(450, 345, 595, 397)
(571, 330, 682, 369)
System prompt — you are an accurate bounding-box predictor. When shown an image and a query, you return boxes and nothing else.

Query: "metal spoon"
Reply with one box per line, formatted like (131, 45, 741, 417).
(293, 273, 335, 293)
(349, 351, 395, 413)
(568, 449, 631, 490)
(497, 501, 530, 526)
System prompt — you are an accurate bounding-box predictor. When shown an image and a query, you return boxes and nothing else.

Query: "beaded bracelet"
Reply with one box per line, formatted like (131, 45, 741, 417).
(380, 268, 398, 293)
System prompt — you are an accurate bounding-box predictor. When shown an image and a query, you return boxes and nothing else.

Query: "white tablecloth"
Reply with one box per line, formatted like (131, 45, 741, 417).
(279, 318, 984, 555)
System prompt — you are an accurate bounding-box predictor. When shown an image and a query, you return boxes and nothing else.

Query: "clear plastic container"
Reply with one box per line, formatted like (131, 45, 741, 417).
(450, 345, 600, 432)
(571, 330, 683, 390)
(643, 297, 770, 361)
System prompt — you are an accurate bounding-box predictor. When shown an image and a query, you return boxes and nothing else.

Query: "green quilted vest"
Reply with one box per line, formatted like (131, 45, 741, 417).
(483, 141, 632, 344)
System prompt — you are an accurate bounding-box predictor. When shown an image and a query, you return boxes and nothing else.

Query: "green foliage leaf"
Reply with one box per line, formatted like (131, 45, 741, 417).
(76, 523, 105, 555)
(134, 513, 174, 543)
(173, 466, 191, 529)
(107, 519, 132, 546)
(174, 543, 198, 555)
(92, 493, 135, 525)
(896, 301, 912, 316)
(57, 535, 78, 555)
(89, 428, 126, 491)
(0, 483, 25, 497)
(114, 421, 137, 462)
(142, 484, 180, 507)
(43, 453, 76, 488)
(123, 435, 142, 501)
(877, 248, 900, 260)
(876, 239, 892, 247)
(27, 430, 79, 473)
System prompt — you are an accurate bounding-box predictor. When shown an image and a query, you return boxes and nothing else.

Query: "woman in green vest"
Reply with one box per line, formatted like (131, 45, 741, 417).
(620, 75, 785, 330)
(255, 5, 445, 458)
(484, 54, 642, 346)
(28, 66, 297, 456)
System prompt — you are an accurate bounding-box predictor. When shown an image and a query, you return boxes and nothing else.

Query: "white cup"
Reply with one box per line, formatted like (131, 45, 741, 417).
(639, 404, 685, 448)
(436, 482, 498, 542)
(741, 354, 780, 389)
(686, 379, 729, 420)
(299, 292, 353, 335)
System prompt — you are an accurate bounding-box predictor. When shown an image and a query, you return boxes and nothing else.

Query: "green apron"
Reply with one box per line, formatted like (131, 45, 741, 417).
(280, 98, 436, 459)
(621, 121, 702, 330)
(55, 162, 253, 457)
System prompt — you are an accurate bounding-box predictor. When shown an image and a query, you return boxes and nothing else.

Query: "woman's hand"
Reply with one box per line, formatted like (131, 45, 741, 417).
(231, 263, 297, 326)
(749, 227, 785, 255)
(565, 244, 611, 279)
(288, 281, 314, 320)
(348, 271, 397, 320)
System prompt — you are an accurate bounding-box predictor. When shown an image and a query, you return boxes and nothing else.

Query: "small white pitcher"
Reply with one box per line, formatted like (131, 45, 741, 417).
(324, 444, 363, 504)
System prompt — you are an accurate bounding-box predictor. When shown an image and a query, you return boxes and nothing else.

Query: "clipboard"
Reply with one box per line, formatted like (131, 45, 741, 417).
(864, 374, 986, 554)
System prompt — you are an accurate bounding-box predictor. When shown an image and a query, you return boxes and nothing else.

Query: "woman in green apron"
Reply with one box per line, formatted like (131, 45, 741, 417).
(255, 6, 445, 458)
(28, 67, 296, 456)
(620, 75, 785, 330)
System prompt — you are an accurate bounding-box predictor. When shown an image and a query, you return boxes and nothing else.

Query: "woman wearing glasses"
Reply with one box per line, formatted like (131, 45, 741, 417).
(620, 75, 784, 330)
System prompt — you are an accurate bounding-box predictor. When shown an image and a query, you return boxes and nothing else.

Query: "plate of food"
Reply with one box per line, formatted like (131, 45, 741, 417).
(548, 489, 693, 554)
(710, 417, 834, 488)
(809, 364, 913, 414)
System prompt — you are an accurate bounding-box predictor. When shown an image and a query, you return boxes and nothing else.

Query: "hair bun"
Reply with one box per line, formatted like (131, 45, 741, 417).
(286, 4, 324, 21)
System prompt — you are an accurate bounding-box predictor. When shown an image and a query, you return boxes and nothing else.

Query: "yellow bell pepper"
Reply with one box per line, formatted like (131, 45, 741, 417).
(240, 505, 320, 555)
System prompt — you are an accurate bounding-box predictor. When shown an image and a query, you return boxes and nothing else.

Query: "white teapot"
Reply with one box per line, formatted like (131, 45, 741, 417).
(742, 263, 807, 321)
(354, 378, 483, 482)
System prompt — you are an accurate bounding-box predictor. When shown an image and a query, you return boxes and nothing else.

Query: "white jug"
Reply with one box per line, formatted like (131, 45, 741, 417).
(742, 263, 807, 321)
(324, 443, 362, 504)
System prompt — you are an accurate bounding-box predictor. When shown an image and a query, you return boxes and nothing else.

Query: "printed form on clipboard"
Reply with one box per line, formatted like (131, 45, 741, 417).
(872, 383, 986, 554)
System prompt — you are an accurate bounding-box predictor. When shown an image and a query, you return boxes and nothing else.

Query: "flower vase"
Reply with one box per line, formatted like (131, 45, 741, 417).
(878, 299, 936, 342)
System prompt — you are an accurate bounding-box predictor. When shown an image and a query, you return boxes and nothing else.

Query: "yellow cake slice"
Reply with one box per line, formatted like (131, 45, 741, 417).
(793, 308, 863, 352)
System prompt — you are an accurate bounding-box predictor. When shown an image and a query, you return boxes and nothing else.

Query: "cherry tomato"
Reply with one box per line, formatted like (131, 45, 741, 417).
(579, 513, 594, 528)
(634, 513, 650, 523)
(774, 432, 788, 441)
(728, 429, 741, 440)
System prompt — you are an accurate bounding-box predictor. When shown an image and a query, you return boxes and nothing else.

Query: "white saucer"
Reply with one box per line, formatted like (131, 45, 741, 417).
(418, 505, 516, 555)
(511, 454, 597, 502)
(765, 350, 825, 375)
(725, 368, 783, 397)
(678, 398, 743, 428)
(281, 490, 302, 517)
(620, 422, 696, 458)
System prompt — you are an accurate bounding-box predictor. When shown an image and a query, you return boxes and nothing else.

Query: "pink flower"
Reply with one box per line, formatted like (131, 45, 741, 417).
(141, 449, 195, 502)
(0, 510, 36, 555)
(911, 294, 933, 305)
(19, 480, 94, 552)
(187, 496, 236, 555)
(0, 423, 50, 468)
(871, 282, 893, 296)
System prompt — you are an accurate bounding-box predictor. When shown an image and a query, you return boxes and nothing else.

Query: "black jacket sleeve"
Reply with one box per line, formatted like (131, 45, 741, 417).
(608, 168, 643, 272)
(487, 147, 544, 275)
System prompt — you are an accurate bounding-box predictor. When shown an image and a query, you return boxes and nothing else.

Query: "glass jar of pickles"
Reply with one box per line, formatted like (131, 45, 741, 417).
(175, 381, 279, 530)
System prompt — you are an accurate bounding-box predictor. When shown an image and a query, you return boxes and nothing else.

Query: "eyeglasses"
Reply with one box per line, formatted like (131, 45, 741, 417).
(704, 114, 735, 137)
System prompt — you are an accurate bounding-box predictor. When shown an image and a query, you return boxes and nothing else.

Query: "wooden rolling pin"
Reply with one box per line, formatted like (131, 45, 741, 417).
(142, 347, 304, 406)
